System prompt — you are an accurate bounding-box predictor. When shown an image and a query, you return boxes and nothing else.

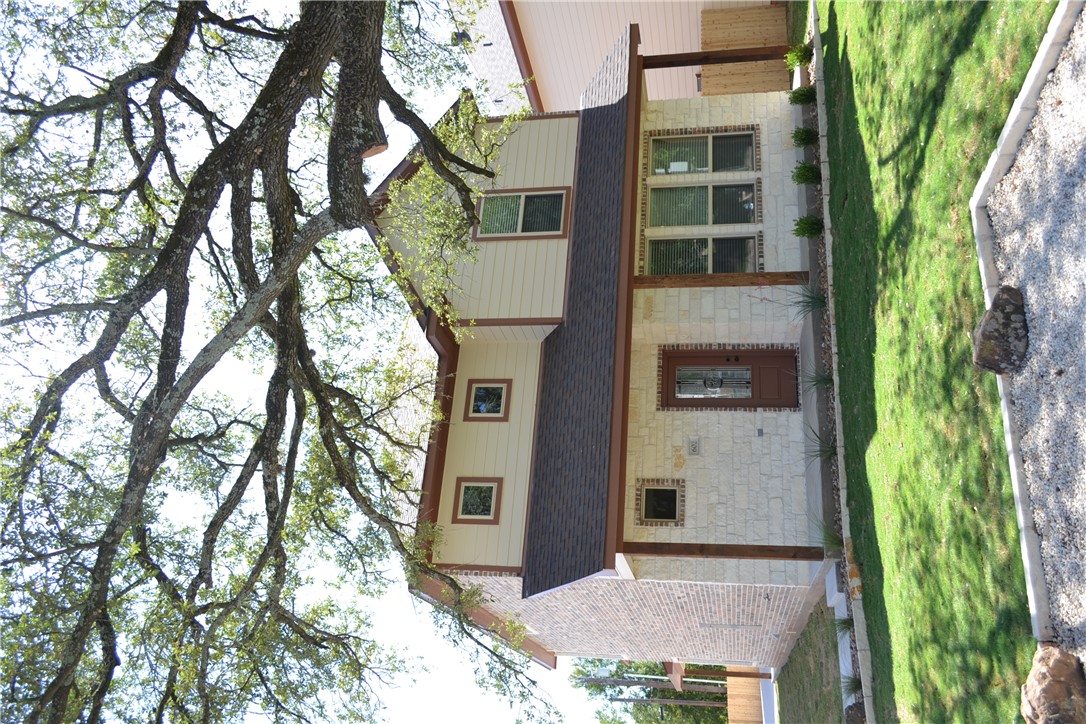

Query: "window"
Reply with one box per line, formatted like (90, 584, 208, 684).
(635, 478, 685, 527)
(649, 184, 755, 227)
(463, 379, 511, 422)
(452, 477, 502, 525)
(476, 190, 568, 238)
(660, 347, 798, 409)
(650, 133, 754, 175)
(648, 237, 756, 275)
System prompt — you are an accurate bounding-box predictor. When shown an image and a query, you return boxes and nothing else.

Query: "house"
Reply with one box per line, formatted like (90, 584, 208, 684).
(370, 1, 832, 679)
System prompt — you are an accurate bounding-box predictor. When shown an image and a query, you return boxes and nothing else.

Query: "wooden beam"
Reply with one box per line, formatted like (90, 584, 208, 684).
(664, 660, 685, 692)
(684, 668, 771, 680)
(610, 697, 729, 709)
(620, 541, 826, 561)
(642, 45, 791, 70)
(633, 271, 809, 288)
(581, 677, 725, 695)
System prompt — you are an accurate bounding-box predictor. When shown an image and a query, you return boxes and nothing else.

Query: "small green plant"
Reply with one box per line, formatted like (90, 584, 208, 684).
(789, 282, 827, 319)
(785, 44, 814, 71)
(804, 424, 836, 463)
(793, 215, 824, 238)
(811, 514, 844, 551)
(842, 674, 864, 700)
(792, 161, 822, 185)
(799, 368, 834, 393)
(791, 126, 818, 147)
(835, 616, 856, 636)
(788, 85, 817, 105)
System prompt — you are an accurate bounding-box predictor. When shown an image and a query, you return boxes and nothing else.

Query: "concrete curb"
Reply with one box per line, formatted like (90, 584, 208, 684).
(807, 1, 877, 721)
(967, 0, 1083, 645)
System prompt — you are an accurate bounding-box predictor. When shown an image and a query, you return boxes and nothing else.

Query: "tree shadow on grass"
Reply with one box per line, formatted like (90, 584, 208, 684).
(818, 2, 897, 720)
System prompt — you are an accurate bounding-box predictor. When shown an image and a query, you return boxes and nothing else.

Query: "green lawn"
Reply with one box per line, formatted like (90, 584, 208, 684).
(778, 600, 842, 724)
(817, 1, 1053, 721)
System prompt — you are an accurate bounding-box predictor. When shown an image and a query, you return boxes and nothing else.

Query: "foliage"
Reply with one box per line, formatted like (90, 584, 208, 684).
(791, 161, 822, 185)
(788, 282, 827, 318)
(818, 0, 1052, 719)
(791, 126, 819, 147)
(804, 425, 836, 464)
(785, 44, 814, 71)
(793, 214, 824, 238)
(788, 85, 817, 105)
(798, 368, 834, 393)
(571, 659, 728, 724)
(0, 1, 551, 721)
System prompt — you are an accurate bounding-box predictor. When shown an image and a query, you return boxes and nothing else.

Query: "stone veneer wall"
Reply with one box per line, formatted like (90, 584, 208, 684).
(468, 574, 815, 669)
(625, 93, 816, 587)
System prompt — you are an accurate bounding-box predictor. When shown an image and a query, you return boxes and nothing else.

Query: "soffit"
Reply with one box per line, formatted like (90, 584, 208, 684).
(511, 0, 764, 111)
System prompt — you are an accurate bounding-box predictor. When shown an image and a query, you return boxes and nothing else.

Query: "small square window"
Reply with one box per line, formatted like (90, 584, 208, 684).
(635, 479, 685, 527)
(643, 488, 678, 521)
(452, 478, 502, 525)
(463, 379, 511, 422)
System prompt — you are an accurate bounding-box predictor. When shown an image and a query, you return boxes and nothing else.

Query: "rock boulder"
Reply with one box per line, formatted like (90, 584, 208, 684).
(1021, 643, 1086, 723)
(973, 285, 1029, 373)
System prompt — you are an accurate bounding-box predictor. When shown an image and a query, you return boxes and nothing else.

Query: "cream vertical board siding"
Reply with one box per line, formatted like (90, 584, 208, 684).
(449, 115, 578, 321)
(459, 325, 558, 343)
(625, 91, 814, 587)
(374, 116, 576, 324)
(435, 339, 542, 568)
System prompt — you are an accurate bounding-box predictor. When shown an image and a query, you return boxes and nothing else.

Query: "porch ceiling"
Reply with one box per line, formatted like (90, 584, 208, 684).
(511, 1, 770, 111)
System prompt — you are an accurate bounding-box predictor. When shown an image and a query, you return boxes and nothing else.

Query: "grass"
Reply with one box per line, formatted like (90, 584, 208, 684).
(786, 1, 810, 46)
(817, 1, 1054, 720)
(777, 599, 842, 724)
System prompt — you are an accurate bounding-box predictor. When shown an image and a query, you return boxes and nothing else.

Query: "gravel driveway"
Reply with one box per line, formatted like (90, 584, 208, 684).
(987, 6, 1086, 659)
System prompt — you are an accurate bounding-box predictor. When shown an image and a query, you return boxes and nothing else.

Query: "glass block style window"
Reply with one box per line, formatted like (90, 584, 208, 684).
(452, 478, 502, 524)
(649, 184, 755, 227)
(635, 479, 685, 527)
(650, 133, 754, 175)
(463, 379, 511, 422)
(478, 191, 566, 237)
(649, 237, 755, 275)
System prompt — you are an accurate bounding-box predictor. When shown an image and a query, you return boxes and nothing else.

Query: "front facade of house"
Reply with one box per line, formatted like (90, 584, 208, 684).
(374, 2, 829, 672)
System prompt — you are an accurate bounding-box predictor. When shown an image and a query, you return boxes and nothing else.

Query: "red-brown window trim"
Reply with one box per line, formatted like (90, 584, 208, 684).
(451, 477, 503, 525)
(463, 379, 512, 422)
(658, 344, 799, 411)
(471, 187, 573, 242)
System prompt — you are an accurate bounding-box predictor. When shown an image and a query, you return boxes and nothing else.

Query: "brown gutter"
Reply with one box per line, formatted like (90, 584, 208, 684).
(604, 24, 642, 571)
(642, 45, 792, 70)
(498, 0, 545, 113)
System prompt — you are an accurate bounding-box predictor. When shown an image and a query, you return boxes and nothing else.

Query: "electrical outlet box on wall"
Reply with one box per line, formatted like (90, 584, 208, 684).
(686, 436, 701, 456)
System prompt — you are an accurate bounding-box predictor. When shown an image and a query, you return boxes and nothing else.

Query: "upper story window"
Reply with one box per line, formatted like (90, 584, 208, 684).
(650, 133, 754, 175)
(476, 189, 568, 240)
